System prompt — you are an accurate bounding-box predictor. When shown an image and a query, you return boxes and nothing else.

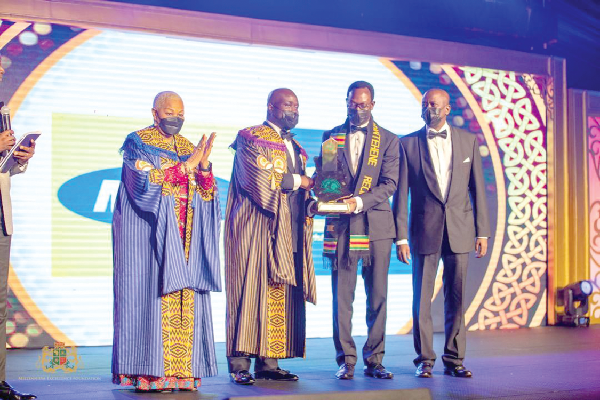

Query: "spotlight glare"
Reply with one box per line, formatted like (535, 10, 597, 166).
(580, 281, 593, 296)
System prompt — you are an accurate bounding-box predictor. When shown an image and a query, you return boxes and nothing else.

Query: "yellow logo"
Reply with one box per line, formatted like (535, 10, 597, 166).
(37, 342, 81, 373)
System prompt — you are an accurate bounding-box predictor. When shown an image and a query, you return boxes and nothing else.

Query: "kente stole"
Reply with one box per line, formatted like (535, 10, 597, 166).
(323, 123, 382, 270)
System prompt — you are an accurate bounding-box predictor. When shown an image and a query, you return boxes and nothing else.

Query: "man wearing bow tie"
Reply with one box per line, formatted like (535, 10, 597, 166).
(392, 88, 490, 379)
(320, 81, 399, 380)
(225, 88, 317, 385)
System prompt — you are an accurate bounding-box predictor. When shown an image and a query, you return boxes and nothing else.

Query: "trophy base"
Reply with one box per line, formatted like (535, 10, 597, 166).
(317, 201, 350, 213)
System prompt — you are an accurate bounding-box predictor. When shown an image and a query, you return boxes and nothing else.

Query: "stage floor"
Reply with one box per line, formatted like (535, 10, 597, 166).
(5, 326, 600, 399)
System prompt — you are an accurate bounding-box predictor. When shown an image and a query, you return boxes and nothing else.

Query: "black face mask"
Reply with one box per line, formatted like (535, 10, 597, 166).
(272, 106, 299, 131)
(348, 108, 371, 126)
(422, 107, 444, 127)
(158, 116, 184, 136)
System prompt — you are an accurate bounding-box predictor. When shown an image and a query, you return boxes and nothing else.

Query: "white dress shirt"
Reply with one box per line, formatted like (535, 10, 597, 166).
(348, 121, 369, 214)
(426, 122, 453, 200)
(267, 121, 301, 190)
(348, 127, 365, 174)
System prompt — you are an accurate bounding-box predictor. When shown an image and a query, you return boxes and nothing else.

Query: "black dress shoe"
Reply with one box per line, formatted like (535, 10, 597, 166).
(444, 365, 472, 378)
(415, 362, 433, 378)
(364, 363, 394, 379)
(229, 370, 255, 385)
(335, 363, 355, 380)
(255, 368, 299, 381)
(0, 382, 36, 400)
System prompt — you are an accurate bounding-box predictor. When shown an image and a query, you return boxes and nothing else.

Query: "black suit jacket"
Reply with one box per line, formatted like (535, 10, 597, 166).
(393, 125, 490, 254)
(322, 119, 399, 242)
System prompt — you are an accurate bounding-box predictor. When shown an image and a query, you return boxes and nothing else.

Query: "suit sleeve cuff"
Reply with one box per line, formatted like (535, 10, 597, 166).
(396, 239, 409, 245)
(281, 173, 294, 190)
(354, 196, 363, 214)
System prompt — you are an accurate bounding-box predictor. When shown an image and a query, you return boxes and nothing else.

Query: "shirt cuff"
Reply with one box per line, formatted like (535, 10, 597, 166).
(396, 239, 409, 245)
(292, 174, 302, 191)
(354, 196, 363, 214)
(15, 162, 28, 172)
(476, 237, 488, 239)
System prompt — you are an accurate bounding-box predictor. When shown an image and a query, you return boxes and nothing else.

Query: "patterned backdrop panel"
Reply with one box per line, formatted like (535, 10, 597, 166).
(0, 19, 548, 348)
(588, 116, 600, 324)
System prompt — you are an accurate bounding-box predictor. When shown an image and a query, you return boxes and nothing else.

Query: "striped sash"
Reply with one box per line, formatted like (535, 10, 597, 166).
(322, 123, 383, 270)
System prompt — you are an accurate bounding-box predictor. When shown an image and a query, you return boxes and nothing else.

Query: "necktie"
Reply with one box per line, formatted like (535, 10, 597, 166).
(281, 129, 295, 141)
(427, 129, 447, 139)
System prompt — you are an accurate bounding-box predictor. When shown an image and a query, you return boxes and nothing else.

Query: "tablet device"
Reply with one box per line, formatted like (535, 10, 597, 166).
(0, 131, 41, 173)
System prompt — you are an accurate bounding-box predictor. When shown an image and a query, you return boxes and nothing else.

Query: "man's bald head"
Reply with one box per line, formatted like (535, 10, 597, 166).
(422, 89, 450, 108)
(267, 88, 297, 105)
(266, 88, 299, 129)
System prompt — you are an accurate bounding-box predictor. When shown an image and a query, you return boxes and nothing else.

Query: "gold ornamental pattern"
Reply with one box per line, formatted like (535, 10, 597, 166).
(462, 67, 548, 329)
(588, 116, 600, 323)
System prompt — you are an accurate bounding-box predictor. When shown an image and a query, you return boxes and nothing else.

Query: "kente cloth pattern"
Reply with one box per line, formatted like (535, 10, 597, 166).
(112, 126, 221, 384)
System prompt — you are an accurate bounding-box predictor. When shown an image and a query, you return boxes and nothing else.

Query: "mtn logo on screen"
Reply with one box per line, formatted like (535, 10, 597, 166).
(57, 168, 229, 223)
(57, 168, 122, 223)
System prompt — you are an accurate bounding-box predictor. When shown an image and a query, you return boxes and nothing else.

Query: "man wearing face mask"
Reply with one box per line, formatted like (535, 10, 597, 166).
(392, 88, 490, 379)
(112, 91, 222, 392)
(225, 88, 317, 385)
(320, 81, 399, 380)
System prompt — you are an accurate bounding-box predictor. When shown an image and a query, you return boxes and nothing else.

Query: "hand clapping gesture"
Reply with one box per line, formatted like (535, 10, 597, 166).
(181, 132, 216, 175)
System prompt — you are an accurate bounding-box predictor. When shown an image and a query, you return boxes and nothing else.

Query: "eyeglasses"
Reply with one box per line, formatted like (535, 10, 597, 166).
(347, 101, 372, 110)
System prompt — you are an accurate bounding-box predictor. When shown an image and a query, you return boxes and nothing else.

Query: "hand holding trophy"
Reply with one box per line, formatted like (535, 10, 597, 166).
(313, 137, 352, 213)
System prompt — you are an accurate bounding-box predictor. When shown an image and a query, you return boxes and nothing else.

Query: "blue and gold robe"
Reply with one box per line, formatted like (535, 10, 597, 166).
(111, 126, 221, 389)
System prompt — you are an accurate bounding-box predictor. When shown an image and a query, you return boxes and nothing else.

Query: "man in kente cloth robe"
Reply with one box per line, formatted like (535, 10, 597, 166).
(225, 88, 317, 385)
(112, 91, 221, 392)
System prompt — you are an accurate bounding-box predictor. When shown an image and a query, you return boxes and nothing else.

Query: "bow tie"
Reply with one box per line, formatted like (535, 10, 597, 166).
(281, 130, 295, 140)
(350, 125, 367, 134)
(427, 129, 447, 139)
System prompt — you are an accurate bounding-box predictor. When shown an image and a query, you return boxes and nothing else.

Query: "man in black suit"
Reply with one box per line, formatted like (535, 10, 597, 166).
(320, 81, 398, 380)
(393, 88, 490, 378)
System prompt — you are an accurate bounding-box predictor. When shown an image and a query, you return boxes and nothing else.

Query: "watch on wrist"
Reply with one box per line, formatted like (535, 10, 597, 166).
(199, 162, 212, 172)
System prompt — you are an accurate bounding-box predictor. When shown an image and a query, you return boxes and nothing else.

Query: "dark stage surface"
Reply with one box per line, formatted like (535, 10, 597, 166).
(6, 326, 600, 399)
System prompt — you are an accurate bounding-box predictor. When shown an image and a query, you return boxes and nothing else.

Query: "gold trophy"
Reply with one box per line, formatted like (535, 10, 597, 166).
(313, 137, 352, 213)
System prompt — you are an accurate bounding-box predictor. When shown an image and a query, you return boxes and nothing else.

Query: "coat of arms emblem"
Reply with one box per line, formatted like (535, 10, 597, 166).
(37, 341, 81, 373)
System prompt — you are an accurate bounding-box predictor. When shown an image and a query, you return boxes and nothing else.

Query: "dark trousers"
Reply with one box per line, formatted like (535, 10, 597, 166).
(412, 229, 469, 368)
(332, 238, 392, 366)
